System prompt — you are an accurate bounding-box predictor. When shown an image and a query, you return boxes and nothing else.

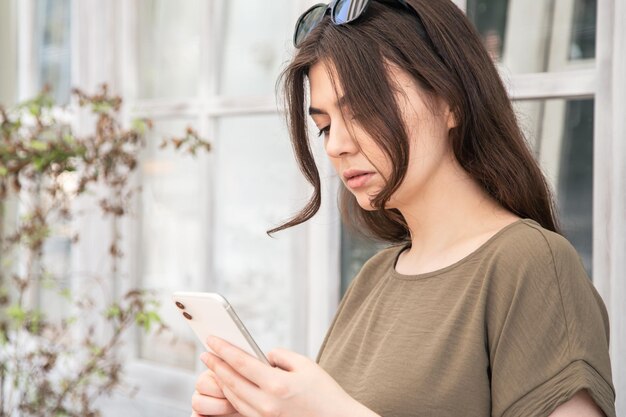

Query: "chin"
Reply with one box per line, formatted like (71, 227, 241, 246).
(355, 196, 379, 211)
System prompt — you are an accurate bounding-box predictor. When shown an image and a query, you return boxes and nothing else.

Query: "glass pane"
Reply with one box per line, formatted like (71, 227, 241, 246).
(569, 0, 596, 59)
(137, 0, 202, 99)
(515, 98, 594, 275)
(466, 0, 509, 61)
(218, 0, 293, 96)
(341, 226, 386, 295)
(213, 115, 301, 353)
(467, 0, 596, 73)
(138, 119, 209, 370)
(39, 231, 72, 321)
(35, 0, 71, 104)
(557, 100, 593, 273)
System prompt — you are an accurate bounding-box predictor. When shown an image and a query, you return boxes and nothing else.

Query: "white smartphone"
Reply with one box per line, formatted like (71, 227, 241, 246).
(172, 291, 269, 364)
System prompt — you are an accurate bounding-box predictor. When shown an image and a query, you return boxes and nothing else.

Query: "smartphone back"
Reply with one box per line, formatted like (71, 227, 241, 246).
(172, 292, 267, 363)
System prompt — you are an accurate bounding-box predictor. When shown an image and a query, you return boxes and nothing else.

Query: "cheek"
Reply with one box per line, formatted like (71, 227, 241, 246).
(329, 157, 341, 174)
(358, 144, 391, 177)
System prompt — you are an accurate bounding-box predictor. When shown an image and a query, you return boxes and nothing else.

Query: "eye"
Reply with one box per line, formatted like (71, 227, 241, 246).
(317, 126, 330, 138)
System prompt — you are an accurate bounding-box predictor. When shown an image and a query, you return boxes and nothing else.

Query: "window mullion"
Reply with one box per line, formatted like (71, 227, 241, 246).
(453, 0, 467, 12)
(595, 0, 626, 415)
(506, 69, 596, 100)
(17, 0, 37, 100)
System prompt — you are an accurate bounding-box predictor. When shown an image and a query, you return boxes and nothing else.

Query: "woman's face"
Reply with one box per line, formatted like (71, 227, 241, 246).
(308, 60, 456, 211)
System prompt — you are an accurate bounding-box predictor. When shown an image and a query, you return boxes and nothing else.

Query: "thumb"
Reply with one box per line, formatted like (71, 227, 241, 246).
(267, 348, 311, 371)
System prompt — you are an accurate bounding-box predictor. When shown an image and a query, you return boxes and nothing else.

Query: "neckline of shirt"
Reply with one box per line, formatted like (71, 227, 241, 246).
(388, 218, 538, 281)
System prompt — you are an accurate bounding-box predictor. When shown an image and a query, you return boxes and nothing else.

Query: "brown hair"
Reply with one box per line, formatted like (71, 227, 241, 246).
(269, 0, 559, 241)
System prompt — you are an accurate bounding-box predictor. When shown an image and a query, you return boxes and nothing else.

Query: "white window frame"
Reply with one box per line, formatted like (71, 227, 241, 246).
(0, 0, 18, 104)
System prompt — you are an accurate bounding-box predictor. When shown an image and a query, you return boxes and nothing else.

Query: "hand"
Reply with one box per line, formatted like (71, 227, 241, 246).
(191, 368, 242, 416)
(200, 336, 379, 417)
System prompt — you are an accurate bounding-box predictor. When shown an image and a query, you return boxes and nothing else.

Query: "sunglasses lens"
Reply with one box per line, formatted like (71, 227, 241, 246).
(333, 0, 369, 24)
(294, 4, 327, 47)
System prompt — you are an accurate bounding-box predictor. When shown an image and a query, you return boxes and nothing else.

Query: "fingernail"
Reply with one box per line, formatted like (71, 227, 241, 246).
(199, 352, 209, 364)
(207, 335, 217, 346)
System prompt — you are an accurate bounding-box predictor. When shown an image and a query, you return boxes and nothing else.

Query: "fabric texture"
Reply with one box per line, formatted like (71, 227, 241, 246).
(317, 219, 616, 417)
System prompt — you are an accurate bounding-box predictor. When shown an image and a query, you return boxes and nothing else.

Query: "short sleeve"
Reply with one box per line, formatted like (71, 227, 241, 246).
(486, 229, 616, 417)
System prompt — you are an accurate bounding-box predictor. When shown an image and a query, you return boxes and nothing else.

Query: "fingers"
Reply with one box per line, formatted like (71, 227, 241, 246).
(267, 347, 310, 372)
(196, 370, 226, 399)
(219, 380, 266, 417)
(205, 337, 279, 388)
(204, 352, 272, 414)
(191, 389, 237, 416)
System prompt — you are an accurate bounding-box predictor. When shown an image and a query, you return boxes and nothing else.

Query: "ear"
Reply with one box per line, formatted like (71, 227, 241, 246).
(444, 105, 458, 130)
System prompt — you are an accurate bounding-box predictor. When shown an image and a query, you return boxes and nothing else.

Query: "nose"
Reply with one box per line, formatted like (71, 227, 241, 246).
(324, 119, 359, 158)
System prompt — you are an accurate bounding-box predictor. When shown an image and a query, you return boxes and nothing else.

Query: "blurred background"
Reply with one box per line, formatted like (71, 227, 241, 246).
(0, 0, 624, 416)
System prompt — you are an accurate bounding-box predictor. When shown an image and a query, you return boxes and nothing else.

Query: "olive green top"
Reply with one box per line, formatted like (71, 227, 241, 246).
(317, 219, 615, 417)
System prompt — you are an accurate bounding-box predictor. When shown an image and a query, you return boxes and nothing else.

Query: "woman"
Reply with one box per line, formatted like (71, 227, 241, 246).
(191, 0, 616, 416)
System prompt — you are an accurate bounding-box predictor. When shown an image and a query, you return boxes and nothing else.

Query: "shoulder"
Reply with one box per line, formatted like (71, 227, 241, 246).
(484, 223, 615, 417)
(482, 219, 595, 312)
(485, 219, 584, 276)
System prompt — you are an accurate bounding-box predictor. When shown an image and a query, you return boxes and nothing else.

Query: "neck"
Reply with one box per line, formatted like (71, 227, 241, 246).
(394, 155, 518, 270)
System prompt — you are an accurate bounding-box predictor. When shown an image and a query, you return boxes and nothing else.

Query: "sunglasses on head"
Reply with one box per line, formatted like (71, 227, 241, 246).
(293, 0, 421, 48)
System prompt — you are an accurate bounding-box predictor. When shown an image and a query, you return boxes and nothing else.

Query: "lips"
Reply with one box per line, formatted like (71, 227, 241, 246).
(343, 169, 375, 189)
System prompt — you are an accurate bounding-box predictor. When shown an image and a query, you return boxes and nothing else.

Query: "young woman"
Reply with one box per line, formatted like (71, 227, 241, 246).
(191, 1, 616, 416)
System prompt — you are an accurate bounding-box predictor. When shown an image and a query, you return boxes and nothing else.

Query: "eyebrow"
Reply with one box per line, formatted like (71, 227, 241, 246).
(308, 95, 348, 115)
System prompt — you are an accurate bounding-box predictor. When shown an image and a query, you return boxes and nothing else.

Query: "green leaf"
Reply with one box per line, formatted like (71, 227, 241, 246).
(41, 95, 54, 108)
(0, 166, 7, 177)
(62, 133, 75, 144)
(92, 102, 112, 113)
(29, 140, 48, 151)
(131, 119, 148, 135)
(28, 103, 41, 117)
(135, 309, 162, 333)
(27, 310, 43, 334)
(59, 288, 72, 300)
(41, 276, 56, 290)
(33, 157, 46, 171)
(105, 304, 121, 319)
(147, 311, 162, 323)
(7, 304, 26, 324)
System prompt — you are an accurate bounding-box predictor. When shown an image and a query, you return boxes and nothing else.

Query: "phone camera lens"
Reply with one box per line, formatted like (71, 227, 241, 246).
(175, 302, 185, 310)
(183, 312, 192, 320)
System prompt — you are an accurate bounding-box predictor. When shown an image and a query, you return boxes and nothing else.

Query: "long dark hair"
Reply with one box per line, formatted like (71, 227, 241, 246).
(269, 0, 559, 241)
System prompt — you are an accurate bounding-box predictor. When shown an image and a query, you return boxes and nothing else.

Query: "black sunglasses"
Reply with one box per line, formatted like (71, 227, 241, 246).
(293, 0, 419, 48)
